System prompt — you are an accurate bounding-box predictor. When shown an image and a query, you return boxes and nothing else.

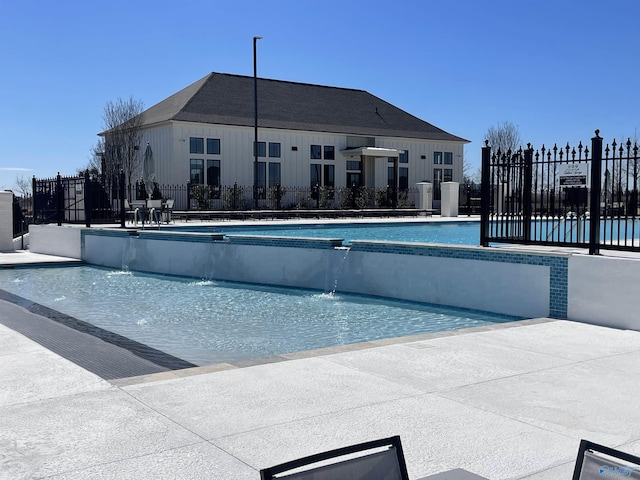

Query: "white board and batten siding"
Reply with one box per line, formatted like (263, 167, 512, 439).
(140, 121, 467, 189)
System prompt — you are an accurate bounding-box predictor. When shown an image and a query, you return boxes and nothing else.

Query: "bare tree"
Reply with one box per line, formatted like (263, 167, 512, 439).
(14, 174, 32, 196)
(485, 121, 521, 154)
(98, 97, 145, 195)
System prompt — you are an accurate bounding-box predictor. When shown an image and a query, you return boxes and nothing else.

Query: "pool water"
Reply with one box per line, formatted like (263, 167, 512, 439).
(0, 265, 520, 366)
(174, 220, 481, 245)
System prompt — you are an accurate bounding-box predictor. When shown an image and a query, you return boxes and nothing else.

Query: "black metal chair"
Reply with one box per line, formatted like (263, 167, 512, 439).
(572, 439, 640, 480)
(260, 436, 409, 480)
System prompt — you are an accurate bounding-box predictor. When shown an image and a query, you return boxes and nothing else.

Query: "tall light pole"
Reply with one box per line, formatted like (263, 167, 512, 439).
(253, 35, 262, 209)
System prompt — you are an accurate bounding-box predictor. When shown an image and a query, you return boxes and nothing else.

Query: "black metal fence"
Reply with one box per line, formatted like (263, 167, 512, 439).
(480, 131, 639, 254)
(32, 172, 429, 226)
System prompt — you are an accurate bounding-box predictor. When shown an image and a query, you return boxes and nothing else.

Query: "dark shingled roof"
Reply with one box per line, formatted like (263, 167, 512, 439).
(140, 72, 468, 142)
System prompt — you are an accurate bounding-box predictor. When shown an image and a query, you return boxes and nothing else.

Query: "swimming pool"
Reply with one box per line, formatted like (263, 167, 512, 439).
(173, 220, 481, 245)
(0, 265, 520, 366)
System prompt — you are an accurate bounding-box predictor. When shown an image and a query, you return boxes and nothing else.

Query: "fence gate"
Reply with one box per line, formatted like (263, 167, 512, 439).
(33, 171, 126, 226)
(481, 131, 640, 254)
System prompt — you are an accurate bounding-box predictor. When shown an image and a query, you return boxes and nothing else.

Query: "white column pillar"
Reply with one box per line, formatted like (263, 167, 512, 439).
(441, 182, 459, 217)
(0, 191, 14, 251)
(416, 182, 432, 211)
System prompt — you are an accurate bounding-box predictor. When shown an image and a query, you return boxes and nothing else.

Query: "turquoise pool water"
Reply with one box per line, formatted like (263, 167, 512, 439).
(174, 220, 481, 245)
(0, 265, 519, 366)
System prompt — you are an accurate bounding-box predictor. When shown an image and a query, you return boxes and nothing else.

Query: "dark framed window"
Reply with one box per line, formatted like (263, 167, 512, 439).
(324, 145, 335, 160)
(387, 166, 395, 186)
(254, 141, 266, 157)
(399, 150, 409, 163)
(310, 163, 321, 187)
(207, 159, 221, 198)
(207, 138, 220, 155)
(190, 137, 204, 154)
(190, 159, 204, 184)
(268, 142, 281, 158)
(399, 167, 409, 189)
(433, 168, 442, 200)
(346, 160, 361, 171)
(256, 162, 266, 199)
(444, 168, 453, 182)
(434, 151, 443, 165)
(268, 162, 281, 188)
(189, 137, 204, 154)
(323, 164, 335, 187)
(310, 144, 322, 159)
(388, 156, 395, 163)
(444, 152, 453, 165)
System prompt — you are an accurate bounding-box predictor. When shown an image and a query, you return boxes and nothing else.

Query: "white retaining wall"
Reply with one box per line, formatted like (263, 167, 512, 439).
(568, 254, 640, 330)
(0, 192, 13, 252)
(29, 224, 82, 259)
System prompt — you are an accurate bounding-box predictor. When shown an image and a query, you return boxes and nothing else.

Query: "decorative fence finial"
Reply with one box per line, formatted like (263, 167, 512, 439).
(484, 140, 489, 147)
(595, 129, 600, 138)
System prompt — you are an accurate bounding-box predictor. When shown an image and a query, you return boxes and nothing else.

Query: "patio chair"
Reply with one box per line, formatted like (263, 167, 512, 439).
(127, 199, 146, 226)
(162, 198, 175, 224)
(147, 199, 163, 225)
(572, 439, 640, 480)
(259, 435, 409, 480)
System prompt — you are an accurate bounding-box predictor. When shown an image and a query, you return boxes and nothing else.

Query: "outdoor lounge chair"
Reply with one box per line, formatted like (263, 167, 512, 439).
(259, 435, 409, 480)
(572, 439, 640, 480)
(162, 198, 174, 224)
(147, 199, 162, 225)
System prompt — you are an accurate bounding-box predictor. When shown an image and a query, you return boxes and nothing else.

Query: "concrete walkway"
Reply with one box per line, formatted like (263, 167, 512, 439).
(2, 299, 640, 479)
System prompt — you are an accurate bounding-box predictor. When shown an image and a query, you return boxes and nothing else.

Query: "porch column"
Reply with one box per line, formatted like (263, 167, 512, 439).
(441, 181, 459, 217)
(416, 182, 433, 211)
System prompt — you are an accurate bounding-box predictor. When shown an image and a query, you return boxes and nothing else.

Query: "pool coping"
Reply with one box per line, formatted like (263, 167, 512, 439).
(110, 317, 554, 387)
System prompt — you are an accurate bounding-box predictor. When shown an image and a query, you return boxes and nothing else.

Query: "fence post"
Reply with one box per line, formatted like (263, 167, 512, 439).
(84, 170, 91, 227)
(480, 141, 492, 246)
(589, 130, 603, 255)
(523, 145, 533, 241)
(56, 172, 63, 226)
(119, 170, 125, 228)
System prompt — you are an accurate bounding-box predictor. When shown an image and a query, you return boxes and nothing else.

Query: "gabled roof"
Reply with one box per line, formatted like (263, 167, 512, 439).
(140, 72, 469, 143)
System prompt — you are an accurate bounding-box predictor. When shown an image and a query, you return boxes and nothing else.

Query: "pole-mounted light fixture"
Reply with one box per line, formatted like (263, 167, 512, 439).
(253, 35, 262, 209)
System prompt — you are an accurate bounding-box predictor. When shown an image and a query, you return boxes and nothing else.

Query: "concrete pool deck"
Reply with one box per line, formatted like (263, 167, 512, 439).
(2, 252, 640, 479)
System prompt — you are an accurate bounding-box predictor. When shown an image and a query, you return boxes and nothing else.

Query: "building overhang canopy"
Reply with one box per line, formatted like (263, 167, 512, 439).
(340, 147, 401, 158)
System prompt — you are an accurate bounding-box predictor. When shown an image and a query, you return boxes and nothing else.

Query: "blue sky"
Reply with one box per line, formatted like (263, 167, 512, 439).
(1, 0, 639, 190)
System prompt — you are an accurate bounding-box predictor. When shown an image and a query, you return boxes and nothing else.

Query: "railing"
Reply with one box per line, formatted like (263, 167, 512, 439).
(481, 131, 639, 254)
(33, 174, 422, 227)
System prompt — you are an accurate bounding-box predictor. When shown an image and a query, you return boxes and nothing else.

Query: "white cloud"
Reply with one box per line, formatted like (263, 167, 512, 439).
(0, 167, 34, 172)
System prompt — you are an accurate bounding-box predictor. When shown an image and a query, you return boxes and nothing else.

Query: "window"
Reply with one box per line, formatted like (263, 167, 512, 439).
(323, 164, 335, 188)
(346, 160, 361, 171)
(190, 137, 204, 154)
(433, 168, 442, 200)
(310, 144, 322, 159)
(207, 138, 220, 155)
(254, 141, 266, 157)
(434, 152, 442, 165)
(444, 152, 453, 165)
(268, 162, 281, 188)
(256, 162, 266, 199)
(388, 166, 395, 186)
(399, 167, 409, 190)
(399, 150, 409, 163)
(268, 142, 281, 158)
(444, 168, 453, 182)
(190, 159, 204, 184)
(324, 145, 335, 160)
(310, 164, 321, 187)
(207, 159, 220, 198)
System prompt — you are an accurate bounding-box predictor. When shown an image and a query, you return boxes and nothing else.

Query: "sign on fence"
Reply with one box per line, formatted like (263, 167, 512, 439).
(559, 162, 588, 187)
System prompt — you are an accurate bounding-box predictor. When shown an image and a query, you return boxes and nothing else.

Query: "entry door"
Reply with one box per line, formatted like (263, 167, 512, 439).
(346, 172, 362, 188)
